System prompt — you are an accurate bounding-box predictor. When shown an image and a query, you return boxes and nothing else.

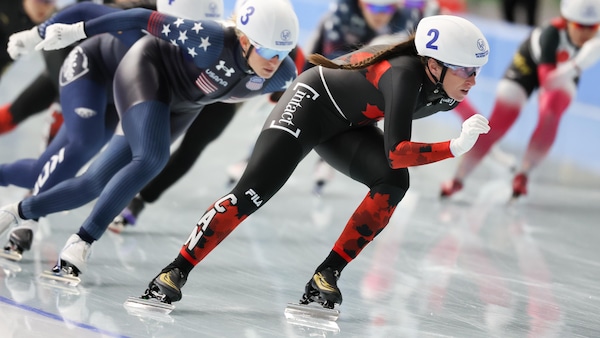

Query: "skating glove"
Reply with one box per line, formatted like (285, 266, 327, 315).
(35, 22, 87, 51)
(544, 37, 600, 90)
(449, 114, 490, 157)
(573, 37, 600, 71)
(7, 27, 43, 60)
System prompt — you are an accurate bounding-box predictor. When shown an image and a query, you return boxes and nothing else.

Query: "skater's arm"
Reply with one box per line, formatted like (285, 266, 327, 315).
(38, 2, 121, 33)
(380, 64, 454, 168)
(37, 9, 227, 68)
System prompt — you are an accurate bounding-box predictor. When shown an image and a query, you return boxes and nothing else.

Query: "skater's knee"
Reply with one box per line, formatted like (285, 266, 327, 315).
(370, 183, 408, 206)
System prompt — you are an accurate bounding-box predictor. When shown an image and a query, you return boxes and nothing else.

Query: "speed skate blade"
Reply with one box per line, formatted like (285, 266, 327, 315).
(285, 303, 340, 332)
(0, 258, 22, 274)
(37, 278, 81, 295)
(0, 250, 22, 262)
(39, 270, 81, 287)
(124, 296, 175, 316)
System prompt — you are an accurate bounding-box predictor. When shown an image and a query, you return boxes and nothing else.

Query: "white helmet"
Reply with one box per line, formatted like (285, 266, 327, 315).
(236, 0, 299, 51)
(157, 0, 224, 20)
(561, 0, 600, 25)
(415, 15, 489, 67)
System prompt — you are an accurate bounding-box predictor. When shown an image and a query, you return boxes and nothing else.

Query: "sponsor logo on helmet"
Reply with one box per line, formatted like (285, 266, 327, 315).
(269, 82, 320, 138)
(275, 29, 294, 47)
(246, 76, 265, 91)
(206, 1, 222, 18)
(475, 38, 489, 58)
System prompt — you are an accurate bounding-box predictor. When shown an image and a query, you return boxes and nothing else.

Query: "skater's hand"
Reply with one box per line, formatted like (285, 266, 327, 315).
(35, 22, 87, 51)
(7, 27, 43, 60)
(449, 114, 490, 157)
(574, 37, 600, 71)
(544, 62, 578, 90)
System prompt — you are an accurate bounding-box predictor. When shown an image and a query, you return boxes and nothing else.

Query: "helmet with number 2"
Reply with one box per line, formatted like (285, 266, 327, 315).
(157, 0, 224, 20)
(236, 0, 299, 51)
(415, 15, 489, 68)
(561, 0, 600, 25)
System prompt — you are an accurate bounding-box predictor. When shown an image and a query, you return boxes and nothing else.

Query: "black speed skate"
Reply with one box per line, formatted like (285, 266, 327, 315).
(1, 227, 34, 262)
(285, 268, 342, 324)
(123, 268, 187, 315)
(301, 268, 342, 309)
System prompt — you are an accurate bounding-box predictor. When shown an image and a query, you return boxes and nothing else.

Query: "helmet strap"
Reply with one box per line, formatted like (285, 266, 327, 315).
(241, 39, 256, 74)
(426, 59, 447, 94)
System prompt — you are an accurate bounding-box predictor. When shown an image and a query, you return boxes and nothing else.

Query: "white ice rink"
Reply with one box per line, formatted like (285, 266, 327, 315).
(1, 3, 600, 337)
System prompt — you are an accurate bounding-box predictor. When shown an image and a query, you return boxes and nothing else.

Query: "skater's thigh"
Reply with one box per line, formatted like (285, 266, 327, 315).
(315, 126, 409, 189)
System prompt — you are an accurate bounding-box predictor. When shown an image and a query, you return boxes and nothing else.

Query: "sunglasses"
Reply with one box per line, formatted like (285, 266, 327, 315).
(250, 40, 290, 60)
(440, 62, 480, 79)
(364, 3, 397, 14)
(569, 21, 600, 30)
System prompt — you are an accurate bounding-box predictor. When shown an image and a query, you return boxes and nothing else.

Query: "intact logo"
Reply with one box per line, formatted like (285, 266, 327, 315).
(59, 46, 89, 87)
(74, 107, 97, 118)
(440, 97, 456, 105)
(269, 82, 319, 138)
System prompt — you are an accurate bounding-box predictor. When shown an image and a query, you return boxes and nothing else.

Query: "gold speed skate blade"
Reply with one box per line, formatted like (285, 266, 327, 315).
(124, 296, 175, 316)
(284, 303, 340, 332)
(39, 270, 81, 287)
(0, 249, 22, 262)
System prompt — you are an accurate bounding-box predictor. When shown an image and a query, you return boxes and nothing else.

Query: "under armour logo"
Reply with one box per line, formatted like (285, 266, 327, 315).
(216, 60, 235, 77)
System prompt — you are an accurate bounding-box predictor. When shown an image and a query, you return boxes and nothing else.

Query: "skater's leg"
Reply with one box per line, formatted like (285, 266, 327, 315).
(109, 102, 237, 232)
(0, 73, 57, 133)
(78, 101, 172, 241)
(139, 102, 237, 203)
(19, 134, 133, 220)
(304, 126, 409, 307)
(441, 79, 528, 197)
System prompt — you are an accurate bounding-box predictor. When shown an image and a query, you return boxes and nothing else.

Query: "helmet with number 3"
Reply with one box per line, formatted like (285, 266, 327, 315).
(561, 0, 600, 25)
(235, 0, 299, 51)
(415, 15, 489, 68)
(157, 0, 224, 20)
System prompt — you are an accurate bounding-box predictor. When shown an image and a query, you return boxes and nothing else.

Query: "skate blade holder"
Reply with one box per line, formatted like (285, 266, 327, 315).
(39, 270, 81, 287)
(124, 296, 175, 317)
(284, 303, 340, 332)
(0, 250, 23, 262)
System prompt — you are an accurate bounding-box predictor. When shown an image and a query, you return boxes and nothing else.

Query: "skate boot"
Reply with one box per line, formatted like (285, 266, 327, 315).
(301, 267, 342, 309)
(40, 234, 92, 286)
(0, 203, 25, 236)
(123, 267, 187, 314)
(285, 268, 342, 323)
(108, 195, 145, 233)
(1, 220, 38, 261)
(512, 173, 528, 199)
(440, 179, 463, 198)
(144, 267, 187, 304)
